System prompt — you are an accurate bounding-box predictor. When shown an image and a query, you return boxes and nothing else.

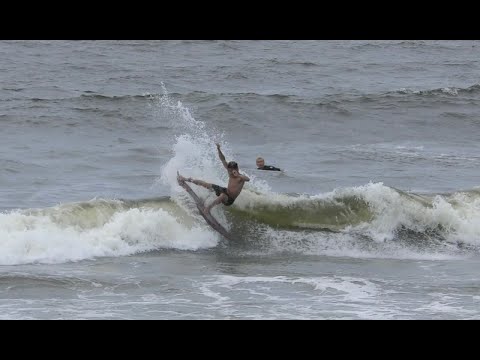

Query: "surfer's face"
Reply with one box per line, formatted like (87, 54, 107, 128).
(256, 158, 265, 167)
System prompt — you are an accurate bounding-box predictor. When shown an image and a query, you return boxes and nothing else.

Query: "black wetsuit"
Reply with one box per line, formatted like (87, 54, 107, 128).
(211, 184, 236, 206)
(258, 165, 281, 171)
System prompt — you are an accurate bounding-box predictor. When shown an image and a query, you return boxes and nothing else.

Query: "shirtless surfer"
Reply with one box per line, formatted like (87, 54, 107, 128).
(177, 143, 250, 214)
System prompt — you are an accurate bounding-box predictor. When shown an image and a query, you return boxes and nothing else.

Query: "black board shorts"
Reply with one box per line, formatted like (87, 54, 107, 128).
(211, 184, 235, 206)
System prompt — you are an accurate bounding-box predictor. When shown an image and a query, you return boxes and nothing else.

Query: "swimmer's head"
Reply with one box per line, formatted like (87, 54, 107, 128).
(256, 157, 265, 168)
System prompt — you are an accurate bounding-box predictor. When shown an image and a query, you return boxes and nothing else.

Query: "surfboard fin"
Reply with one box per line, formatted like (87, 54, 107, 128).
(177, 170, 184, 183)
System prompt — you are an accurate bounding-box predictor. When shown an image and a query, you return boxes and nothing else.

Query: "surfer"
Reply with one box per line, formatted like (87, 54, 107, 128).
(178, 143, 250, 214)
(256, 157, 281, 171)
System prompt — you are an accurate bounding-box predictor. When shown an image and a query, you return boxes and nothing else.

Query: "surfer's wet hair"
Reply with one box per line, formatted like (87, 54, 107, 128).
(227, 161, 238, 170)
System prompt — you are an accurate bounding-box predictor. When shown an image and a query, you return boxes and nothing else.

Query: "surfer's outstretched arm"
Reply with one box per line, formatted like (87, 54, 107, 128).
(216, 143, 228, 169)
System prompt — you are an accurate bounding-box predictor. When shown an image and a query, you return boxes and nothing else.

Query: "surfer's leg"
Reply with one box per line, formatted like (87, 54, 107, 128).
(205, 193, 227, 213)
(189, 178, 213, 190)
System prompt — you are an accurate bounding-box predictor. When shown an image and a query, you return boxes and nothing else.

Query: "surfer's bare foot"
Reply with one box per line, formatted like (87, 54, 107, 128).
(204, 206, 211, 214)
(177, 173, 186, 182)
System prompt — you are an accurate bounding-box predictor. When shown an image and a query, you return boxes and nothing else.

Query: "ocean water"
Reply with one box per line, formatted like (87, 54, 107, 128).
(1, 40, 480, 319)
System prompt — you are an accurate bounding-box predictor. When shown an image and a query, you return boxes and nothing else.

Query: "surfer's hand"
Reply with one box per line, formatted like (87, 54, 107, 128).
(216, 143, 221, 149)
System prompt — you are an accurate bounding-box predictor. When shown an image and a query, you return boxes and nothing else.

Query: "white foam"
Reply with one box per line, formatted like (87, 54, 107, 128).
(207, 274, 380, 301)
(0, 207, 218, 265)
(309, 183, 480, 246)
(261, 227, 461, 260)
(192, 274, 385, 319)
